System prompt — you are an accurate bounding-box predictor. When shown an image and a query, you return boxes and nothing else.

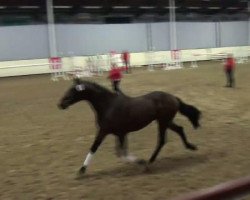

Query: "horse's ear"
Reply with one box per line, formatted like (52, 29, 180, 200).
(73, 78, 81, 85)
(75, 84, 85, 91)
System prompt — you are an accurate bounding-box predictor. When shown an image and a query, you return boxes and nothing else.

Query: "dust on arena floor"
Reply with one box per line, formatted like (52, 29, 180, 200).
(0, 61, 250, 200)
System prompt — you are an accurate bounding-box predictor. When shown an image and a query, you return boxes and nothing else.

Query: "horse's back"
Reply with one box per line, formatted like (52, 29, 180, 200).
(143, 91, 179, 117)
(120, 91, 179, 111)
(144, 91, 178, 104)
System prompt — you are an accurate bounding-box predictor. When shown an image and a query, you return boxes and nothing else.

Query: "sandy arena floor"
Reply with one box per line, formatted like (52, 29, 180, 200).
(0, 61, 250, 200)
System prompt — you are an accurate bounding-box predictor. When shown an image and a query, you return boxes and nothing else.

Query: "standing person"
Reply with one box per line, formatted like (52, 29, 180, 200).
(224, 53, 236, 88)
(121, 50, 131, 73)
(108, 66, 123, 93)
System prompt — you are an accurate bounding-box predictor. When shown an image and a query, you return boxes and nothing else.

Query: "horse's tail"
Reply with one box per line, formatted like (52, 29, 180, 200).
(177, 97, 201, 129)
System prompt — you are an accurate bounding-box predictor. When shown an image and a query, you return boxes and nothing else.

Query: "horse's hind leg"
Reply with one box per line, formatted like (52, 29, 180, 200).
(169, 122, 197, 151)
(149, 120, 168, 163)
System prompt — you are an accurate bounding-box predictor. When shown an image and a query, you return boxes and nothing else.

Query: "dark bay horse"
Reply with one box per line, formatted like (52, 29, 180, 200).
(58, 79, 201, 175)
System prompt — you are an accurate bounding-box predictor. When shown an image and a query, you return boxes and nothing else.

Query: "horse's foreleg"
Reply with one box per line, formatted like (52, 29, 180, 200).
(115, 134, 128, 157)
(169, 123, 197, 150)
(115, 135, 145, 164)
(79, 132, 106, 175)
(149, 121, 167, 163)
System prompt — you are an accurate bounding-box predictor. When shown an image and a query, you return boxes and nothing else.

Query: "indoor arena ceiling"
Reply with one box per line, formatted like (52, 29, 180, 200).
(0, 0, 249, 24)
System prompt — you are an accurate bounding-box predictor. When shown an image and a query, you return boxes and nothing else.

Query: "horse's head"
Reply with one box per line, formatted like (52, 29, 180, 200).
(58, 78, 89, 110)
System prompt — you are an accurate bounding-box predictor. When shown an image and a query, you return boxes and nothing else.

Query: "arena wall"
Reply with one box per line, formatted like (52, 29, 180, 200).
(0, 21, 248, 61)
(0, 46, 249, 77)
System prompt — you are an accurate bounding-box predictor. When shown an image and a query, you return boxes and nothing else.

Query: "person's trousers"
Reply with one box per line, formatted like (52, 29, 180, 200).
(112, 80, 120, 92)
(124, 61, 131, 73)
(226, 69, 235, 87)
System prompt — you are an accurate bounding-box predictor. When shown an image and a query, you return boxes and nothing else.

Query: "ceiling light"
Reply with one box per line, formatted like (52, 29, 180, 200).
(188, 7, 201, 9)
(53, 6, 72, 9)
(113, 6, 130, 9)
(227, 7, 239, 9)
(208, 7, 221, 9)
(164, 6, 179, 9)
(83, 6, 102, 9)
(19, 6, 39, 9)
(140, 6, 155, 9)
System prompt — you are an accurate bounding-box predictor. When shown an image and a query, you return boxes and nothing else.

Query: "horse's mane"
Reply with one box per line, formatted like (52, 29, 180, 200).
(80, 80, 114, 95)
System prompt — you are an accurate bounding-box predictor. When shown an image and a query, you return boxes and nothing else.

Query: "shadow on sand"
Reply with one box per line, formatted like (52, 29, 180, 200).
(77, 153, 209, 180)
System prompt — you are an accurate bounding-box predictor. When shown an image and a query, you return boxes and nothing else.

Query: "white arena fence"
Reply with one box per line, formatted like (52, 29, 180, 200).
(66, 52, 124, 79)
(0, 46, 249, 78)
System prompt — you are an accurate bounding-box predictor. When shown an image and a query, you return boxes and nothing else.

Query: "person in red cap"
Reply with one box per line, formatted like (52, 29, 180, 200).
(108, 65, 123, 93)
(121, 50, 131, 73)
(224, 53, 236, 88)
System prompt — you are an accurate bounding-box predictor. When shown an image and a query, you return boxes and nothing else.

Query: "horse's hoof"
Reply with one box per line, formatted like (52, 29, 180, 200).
(76, 166, 86, 178)
(143, 164, 152, 173)
(79, 166, 86, 174)
(75, 166, 87, 179)
(137, 159, 147, 165)
(187, 144, 198, 151)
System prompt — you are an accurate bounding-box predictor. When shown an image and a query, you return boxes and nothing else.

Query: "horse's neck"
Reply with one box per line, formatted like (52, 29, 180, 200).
(87, 89, 115, 117)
